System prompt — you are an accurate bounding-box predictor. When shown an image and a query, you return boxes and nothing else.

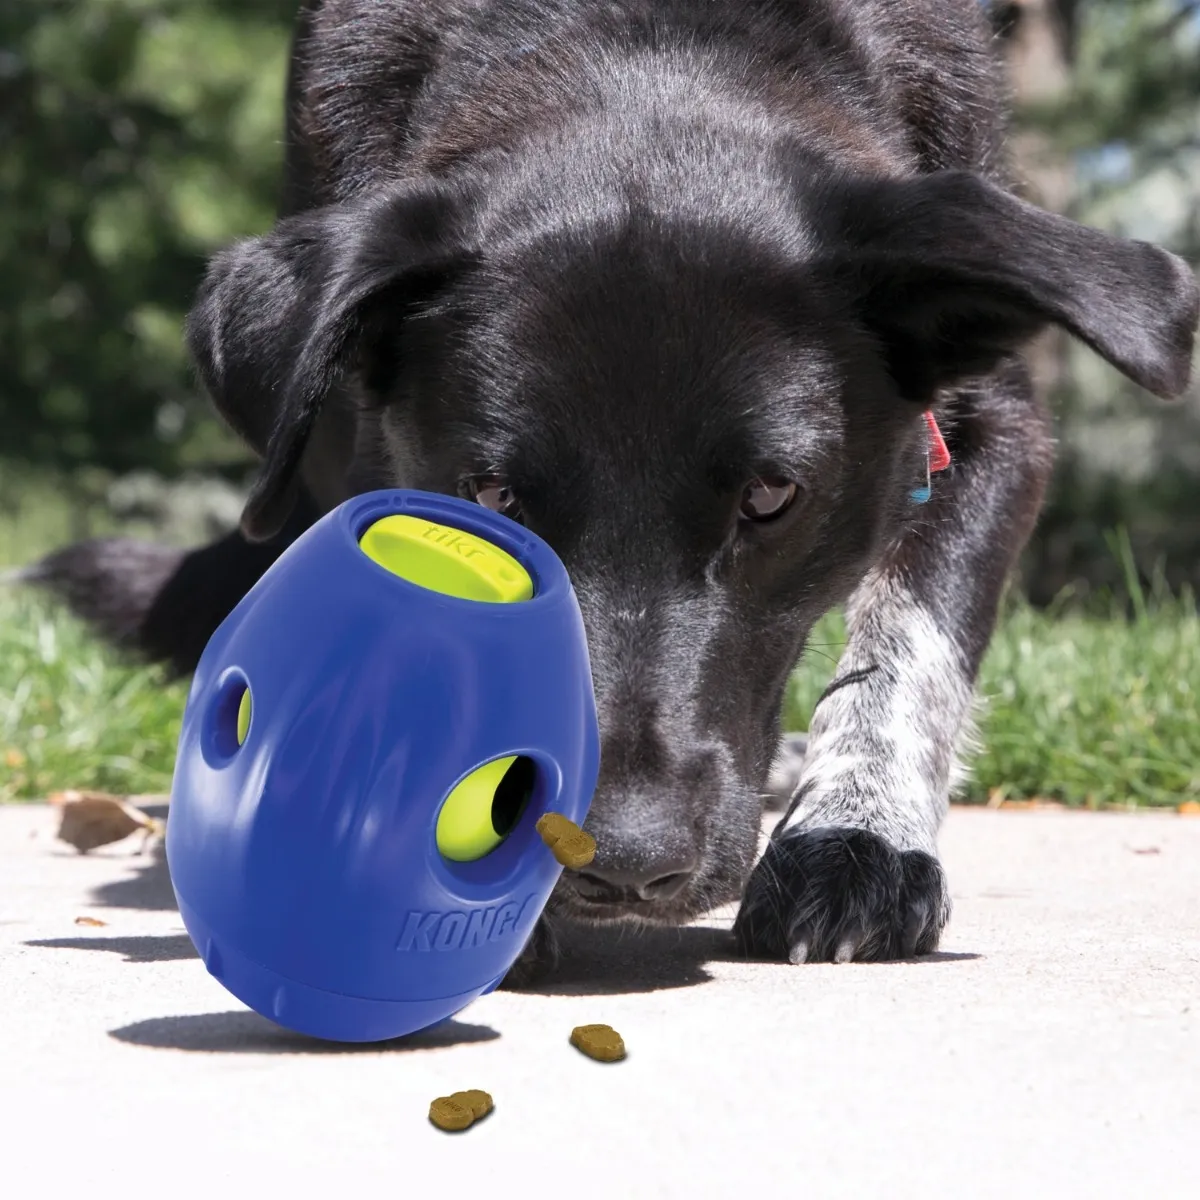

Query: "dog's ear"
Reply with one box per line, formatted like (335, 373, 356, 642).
(822, 169, 1198, 403)
(186, 175, 478, 542)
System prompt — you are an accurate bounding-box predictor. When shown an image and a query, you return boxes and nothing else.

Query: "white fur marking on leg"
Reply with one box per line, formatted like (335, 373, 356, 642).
(782, 575, 975, 854)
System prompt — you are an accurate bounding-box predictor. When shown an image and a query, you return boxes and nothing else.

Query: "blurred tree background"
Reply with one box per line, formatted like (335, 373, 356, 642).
(0, 0, 296, 487)
(1, 0, 1198, 594)
(993, 0, 1200, 602)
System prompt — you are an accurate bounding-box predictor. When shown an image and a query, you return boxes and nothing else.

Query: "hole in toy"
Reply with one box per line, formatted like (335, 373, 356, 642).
(236, 687, 252, 745)
(209, 674, 252, 759)
(491, 755, 536, 837)
(437, 754, 537, 862)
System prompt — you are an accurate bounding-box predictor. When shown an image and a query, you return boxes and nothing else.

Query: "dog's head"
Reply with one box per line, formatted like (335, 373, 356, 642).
(187, 159, 1198, 923)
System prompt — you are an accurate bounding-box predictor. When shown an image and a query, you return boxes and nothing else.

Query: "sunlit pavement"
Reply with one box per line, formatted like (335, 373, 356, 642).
(2, 803, 1198, 1198)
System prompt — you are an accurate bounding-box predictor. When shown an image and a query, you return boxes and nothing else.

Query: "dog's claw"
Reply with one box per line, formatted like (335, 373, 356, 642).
(833, 937, 858, 964)
(901, 905, 927, 956)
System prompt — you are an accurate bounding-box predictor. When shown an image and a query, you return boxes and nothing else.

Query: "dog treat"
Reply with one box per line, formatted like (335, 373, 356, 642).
(448, 1089, 493, 1120)
(551, 830, 596, 869)
(570, 1023, 626, 1062)
(536, 813, 597, 869)
(535, 812, 576, 845)
(429, 1096, 476, 1132)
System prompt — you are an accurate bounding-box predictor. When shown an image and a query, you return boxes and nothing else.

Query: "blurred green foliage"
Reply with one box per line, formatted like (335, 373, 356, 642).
(0, 0, 297, 477)
(1015, 0, 1200, 601)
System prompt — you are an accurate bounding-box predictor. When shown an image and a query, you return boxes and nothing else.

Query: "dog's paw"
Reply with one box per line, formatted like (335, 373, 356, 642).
(497, 916, 560, 990)
(733, 826, 950, 963)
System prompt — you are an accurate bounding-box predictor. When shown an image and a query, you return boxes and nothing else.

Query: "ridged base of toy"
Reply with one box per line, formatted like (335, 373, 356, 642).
(176, 894, 502, 1043)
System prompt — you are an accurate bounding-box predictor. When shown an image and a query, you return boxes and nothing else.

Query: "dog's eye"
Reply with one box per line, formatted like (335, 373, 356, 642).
(460, 475, 523, 521)
(739, 476, 799, 522)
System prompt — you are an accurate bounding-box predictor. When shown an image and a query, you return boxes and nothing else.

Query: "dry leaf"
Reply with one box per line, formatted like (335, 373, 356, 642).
(50, 791, 165, 854)
(1178, 801, 1200, 817)
(74, 915, 107, 927)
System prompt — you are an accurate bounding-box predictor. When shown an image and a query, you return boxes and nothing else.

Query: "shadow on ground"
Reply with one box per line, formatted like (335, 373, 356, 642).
(29, 906, 976, 992)
(26, 933, 197, 961)
(900, 951, 982, 964)
(517, 921, 738, 996)
(89, 810, 178, 912)
(109, 1011, 499, 1054)
(27, 925, 737, 992)
(509, 920, 981, 995)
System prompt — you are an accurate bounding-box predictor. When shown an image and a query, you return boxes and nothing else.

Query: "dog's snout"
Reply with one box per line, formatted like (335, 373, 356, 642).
(570, 827, 699, 904)
(564, 741, 724, 912)
(574, 856, 698, 903)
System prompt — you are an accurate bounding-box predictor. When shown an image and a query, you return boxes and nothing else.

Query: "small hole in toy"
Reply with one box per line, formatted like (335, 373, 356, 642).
(208, 674, 252, 760)
(492, 755, 536, 837)
(235, 687, 252, 745)
(436, 754, 539, 862)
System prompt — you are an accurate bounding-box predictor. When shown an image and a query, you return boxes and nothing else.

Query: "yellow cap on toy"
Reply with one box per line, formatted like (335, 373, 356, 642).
(359, 514, 533, 603)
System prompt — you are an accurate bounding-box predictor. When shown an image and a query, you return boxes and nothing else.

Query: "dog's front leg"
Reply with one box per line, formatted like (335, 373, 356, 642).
(735, 368, 1055, 962)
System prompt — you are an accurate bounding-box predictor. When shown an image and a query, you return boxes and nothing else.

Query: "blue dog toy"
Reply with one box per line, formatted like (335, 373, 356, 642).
(166, 488, 600, 1042)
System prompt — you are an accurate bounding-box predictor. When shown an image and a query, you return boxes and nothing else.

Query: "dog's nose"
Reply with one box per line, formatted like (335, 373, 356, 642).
(572, 842, 699, 903)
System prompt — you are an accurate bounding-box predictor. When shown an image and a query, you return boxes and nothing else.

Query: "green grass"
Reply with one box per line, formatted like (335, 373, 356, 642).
(0, 465, 130, 567)
(781, 557, 1200, 809)
(966, 593, 1199, 808)
(0, 589, 189, 801)
(2, 476, 1197, 808)
(1, 466, 190, 802)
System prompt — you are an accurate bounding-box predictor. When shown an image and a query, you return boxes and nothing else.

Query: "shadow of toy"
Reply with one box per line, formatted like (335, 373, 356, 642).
(108, 1010, 500, 1054)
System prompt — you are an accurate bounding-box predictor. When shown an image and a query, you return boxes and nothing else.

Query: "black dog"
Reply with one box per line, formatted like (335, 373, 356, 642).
(29, 0, 1198, 978)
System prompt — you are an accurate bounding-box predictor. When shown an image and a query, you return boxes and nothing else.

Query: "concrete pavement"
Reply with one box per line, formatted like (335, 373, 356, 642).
(1, 802, 1198, 1198)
